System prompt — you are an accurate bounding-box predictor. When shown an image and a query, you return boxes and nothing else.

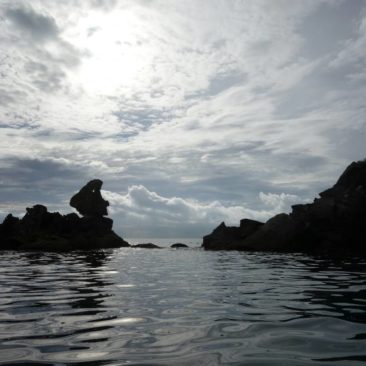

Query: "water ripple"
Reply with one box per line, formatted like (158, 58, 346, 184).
(0, 249, 365, 365)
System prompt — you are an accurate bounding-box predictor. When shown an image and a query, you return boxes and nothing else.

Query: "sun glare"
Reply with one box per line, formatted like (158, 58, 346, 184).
(70, 10, 154, 95)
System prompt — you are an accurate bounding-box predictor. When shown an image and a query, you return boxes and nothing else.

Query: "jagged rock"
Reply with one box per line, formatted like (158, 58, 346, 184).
(320, 160, 366, 198)
(238, 214, 303, 252)
(1, 214, 20, 234)
(171, 243, 189, 248)
(202, 160, 366, 255)
(79, 216, 113, 234)
(202, 219, 264, 250)
(132, 243, 161, 249)
(239, 219, 265, 237)
(0, 180, 130, 251)
(70, 179, 109, 217)
(202, 222, 238, 250)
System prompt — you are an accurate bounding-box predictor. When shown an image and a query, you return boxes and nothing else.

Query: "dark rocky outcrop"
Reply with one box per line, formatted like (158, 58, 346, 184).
(202, 160, 366, 255)
(132, 243, 161, 249)
(171, 243, 189, 248)
(202, 219, 264, 250)
(0, 180, 129, 251)
(70, 179, 109, 217)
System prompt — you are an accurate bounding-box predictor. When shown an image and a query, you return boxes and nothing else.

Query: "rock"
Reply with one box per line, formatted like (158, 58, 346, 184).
(1, 214, 20, 234)
(238, 214, 303, 252)
(70, 179, 109, 217)
(132, 243, 161, 249)
(20, 235, 72, 251)
(71, 231, 129, 250)
(79, 216, 113, 234)
(171, 243, 189, 248)
(0, 180, 130, 251)
(239, 219, 265, 238)
(202, 222, 239, 250)
(0, 214, 22, 249)
(202, 219, 264, 250)
(320, 160, 366, 198)
(202, 160, 366, 255)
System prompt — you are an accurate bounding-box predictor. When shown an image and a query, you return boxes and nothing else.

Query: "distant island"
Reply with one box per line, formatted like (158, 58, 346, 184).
(0, 160, 365, 255)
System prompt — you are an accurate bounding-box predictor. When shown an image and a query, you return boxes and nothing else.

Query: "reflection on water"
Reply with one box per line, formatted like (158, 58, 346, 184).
(0, 249, 365, 365)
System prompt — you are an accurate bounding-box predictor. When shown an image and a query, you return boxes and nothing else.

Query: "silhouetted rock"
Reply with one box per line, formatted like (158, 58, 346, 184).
(202, 160, 366, 255)
(132, 243, 161, 249)
(171, 243, 189, 248)
(70, 179, 109, 217)
(203, 219, 264, 250)
(2, 214, 20, 234)
(239, 213, 301, 252)
(320, 160, 366, 198)
(0, 180, 129, 251)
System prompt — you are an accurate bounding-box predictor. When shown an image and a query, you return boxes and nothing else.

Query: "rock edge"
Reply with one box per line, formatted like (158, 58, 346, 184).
(202, 160, 366, 255)
(0, 180, 130, 251)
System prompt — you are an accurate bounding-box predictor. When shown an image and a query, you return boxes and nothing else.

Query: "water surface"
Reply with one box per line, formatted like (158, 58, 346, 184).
(0, 247, 365, 365)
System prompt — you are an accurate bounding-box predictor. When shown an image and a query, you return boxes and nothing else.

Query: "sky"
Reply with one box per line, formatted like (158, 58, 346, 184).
(0, 0, 365, 238)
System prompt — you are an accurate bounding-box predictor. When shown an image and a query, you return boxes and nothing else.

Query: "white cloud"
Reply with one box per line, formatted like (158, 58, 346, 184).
(102, 184, 308, 237)
(259, 192, 305, 211)
(0, 0, 325, 136)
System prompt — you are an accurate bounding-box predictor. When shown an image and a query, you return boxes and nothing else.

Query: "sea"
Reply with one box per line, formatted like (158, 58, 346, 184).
(0, 239, 365, 366)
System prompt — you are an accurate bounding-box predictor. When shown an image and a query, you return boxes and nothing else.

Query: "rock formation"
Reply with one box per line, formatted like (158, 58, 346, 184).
(202, 160, 366, 255)
(0, 180, 130, 251)
(202, 219, 264, 250)
(70, 179, 109, 216)
(171, 243, 189, 248)
(132, 243, 161, 249)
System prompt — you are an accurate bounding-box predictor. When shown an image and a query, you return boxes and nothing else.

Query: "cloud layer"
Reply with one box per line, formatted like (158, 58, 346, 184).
(103, 185, 304, 238)
(0, 0, 365, 237)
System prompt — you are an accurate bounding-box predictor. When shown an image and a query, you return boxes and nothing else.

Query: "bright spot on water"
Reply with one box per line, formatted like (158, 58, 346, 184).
(116, 284, 135, 288)
(95, 317, 144, 327)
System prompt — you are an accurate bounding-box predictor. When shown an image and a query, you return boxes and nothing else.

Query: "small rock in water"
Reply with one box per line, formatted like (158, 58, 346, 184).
(133, 243, 161, 249)
(170, 243, 189, 248)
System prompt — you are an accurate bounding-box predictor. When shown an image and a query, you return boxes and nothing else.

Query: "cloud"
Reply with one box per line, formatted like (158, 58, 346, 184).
(330, 13, 366, 69)
(1, 2, 81, 101)
(102, 185, 308, 237)
(0, 157, 87, 209)
(5, 6, 59, 41)
(259, 192, 305, 211)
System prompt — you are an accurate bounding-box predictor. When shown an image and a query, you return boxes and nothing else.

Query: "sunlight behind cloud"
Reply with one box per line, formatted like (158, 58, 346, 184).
(70, 9, 155, 95)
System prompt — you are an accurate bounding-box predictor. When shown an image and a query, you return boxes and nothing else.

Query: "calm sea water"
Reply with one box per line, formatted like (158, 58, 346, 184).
(0, 245, 365, 366)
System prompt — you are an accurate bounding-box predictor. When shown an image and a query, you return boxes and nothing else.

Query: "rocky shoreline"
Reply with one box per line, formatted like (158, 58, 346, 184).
(0, 161, 365, 254)
(202, 160, 366, 255)
(0, 180, 130, 251)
